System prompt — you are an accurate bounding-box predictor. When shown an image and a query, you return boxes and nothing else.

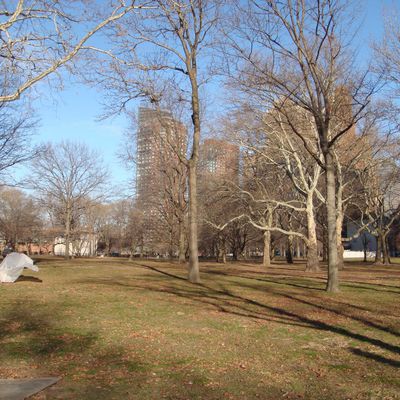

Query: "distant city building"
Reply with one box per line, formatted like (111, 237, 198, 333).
(135, 107, 187, 252)
(53, 234, 98, 257)
(199, 138, 240, 183)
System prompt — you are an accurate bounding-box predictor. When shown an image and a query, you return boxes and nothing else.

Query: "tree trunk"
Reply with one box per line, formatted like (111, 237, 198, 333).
(336, 206, 344, 270)
(325, 150, 339, 292)
(215, 240, 220, 262)
(286, 236, 293, 264)
(178, 219, 186, 263)
(322, 230, 328, 262)
(217, 235, 226, 264)
(362, 234, 368, 262)
(232, 249, 238, 261)
(270, 243, 275, 260)
(374, 235, 382, 264)
(65, 205, 71, 260)
(305, 200, 320, 271)
(222, 251, 226, 264)
(306, 239, 319, 272)
(187, 69, 201, 284)
(129, 239, 135, 260)
(263, 231, 271, 267)
(381, 233, 390, 265)
(387, 236, 392, 264)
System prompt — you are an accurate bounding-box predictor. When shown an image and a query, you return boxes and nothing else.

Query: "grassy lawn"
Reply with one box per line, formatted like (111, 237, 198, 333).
(1, 257, 399, 399)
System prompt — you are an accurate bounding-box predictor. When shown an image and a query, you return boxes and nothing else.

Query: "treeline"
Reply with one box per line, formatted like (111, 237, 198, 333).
(1, 1, 400, 292)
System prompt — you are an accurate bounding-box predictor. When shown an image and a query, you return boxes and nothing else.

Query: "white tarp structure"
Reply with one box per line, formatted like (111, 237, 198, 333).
(343, 250, 376, 260)
(0, 253, 38, 283)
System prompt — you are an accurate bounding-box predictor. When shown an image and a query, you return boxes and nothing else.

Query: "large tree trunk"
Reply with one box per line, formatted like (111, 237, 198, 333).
(263, 230, 271, 267)
(187, 156, 200, 282)
(305, 199, 320, 271)
(187, 69, 200, 283)
(325, 150, 339, 292)
(178, 219, 186, 263)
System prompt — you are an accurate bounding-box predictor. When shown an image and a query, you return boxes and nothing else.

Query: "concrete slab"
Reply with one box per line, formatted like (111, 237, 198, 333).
(0, 377, 60, 400)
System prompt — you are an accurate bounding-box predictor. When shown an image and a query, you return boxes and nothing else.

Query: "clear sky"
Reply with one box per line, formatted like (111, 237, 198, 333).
(24, 0, 392, 193)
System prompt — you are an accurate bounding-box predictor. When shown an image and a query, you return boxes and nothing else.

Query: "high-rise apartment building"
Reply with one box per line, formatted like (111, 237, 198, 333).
(135, 107, 187, 252)
(199, 138, 240, 184)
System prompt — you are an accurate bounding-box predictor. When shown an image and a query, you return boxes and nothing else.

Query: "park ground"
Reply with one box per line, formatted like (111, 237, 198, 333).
(0, 258, 399, 399)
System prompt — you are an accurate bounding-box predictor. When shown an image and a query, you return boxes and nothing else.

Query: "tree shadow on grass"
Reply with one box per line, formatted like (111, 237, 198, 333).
(118, 263, 400, 368)
(349, 348, 400, 368)
(1, 300, 279, 399)
(206, 269, 326, 291)
(15, 275, 43, 283)
(235, 281, 400, 339)
(204, 264, 400, 295)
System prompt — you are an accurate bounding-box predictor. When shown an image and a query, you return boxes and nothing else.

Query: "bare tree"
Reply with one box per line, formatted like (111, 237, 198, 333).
(30, 141, 108, 259)
(0, 1, 150, 186)
(359, 147, 400, 265)
(0, 100, 39, 183)
(224, 0, 376, 292)
(226, 104, 323, 271)
(374, 7, 400, 101)
(0, 0, 144, 103)
(126, 206, 146, 258)
(0, 188, 42, 251)
(93, 0, 221, 283)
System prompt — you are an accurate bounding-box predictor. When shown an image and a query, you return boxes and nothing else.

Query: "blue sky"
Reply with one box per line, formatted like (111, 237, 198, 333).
(25, 0, 392, 192)
(33, 83, 131, 185)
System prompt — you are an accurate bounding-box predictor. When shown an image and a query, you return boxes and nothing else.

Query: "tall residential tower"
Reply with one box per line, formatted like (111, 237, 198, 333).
(135, 107, 187, 252)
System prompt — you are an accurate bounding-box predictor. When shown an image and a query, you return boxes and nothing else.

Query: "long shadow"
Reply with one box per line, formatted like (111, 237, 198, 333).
(87, 278, 315, 329)
(135, 263, 187, 281)
(341, 280, 400, 293)
(350, 348, 400, 368)
(205, 270, 325, 291)
(216, 272, 379, 312)
(205, 265, 400, 294)
(123, 262, 400, 366)
(76, 261, 400, 366)
(341, 282, 400, 295)
(237, 281, 400, 339)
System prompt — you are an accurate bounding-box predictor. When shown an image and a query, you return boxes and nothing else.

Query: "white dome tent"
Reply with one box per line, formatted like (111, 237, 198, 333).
(0, 253, 38, 283)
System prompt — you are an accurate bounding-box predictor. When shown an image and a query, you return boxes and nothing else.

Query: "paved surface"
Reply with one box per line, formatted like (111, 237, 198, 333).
(0, 377, 60, 400)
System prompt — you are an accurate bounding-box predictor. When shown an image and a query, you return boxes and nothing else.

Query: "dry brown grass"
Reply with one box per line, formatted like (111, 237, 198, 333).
(0, 257, 399, 399)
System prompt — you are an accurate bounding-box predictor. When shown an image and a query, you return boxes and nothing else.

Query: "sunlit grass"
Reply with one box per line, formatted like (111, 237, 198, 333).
(0, 257, 399, 399)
